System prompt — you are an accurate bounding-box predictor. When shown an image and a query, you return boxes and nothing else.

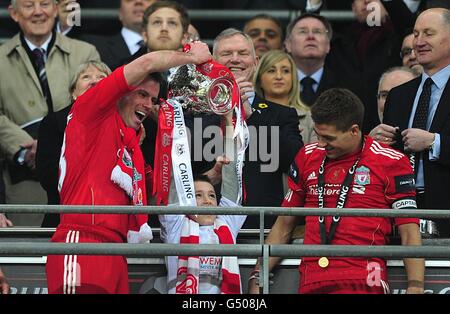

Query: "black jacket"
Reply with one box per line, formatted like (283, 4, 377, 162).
(84, 33, 132, 71)
(36, 105, 72, 227)
(383, 76, 450, 237)
(242, 96, 303, 228)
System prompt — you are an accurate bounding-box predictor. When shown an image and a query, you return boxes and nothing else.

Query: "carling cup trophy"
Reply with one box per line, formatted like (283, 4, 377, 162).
(167, 63, 236, 115)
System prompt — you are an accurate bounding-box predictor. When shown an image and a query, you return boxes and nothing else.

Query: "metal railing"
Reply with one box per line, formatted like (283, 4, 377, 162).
(0, 9, 355, 45)
(1, 205, 450, 293)
(0, 9, 355, 21)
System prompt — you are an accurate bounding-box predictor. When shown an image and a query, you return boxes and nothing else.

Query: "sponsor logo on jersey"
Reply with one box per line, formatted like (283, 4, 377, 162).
(394, 174, 415, 193)
(307, 171, 317, 181)
(354, 166, 370, 185)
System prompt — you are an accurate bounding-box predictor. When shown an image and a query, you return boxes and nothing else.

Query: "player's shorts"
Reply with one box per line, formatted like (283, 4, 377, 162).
(46, 223, 129, 294)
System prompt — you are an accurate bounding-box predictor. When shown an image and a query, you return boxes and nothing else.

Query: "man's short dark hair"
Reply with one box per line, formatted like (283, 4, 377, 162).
(311, 88, 365, 132)
(286, 13, 333, 40)
(148, 72, 167, 100)
(142, 0, 190, 34)
(244, 14, 284, 39)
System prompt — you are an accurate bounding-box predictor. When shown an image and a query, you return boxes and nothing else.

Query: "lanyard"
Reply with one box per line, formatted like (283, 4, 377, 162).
(317, 155, 360, 244)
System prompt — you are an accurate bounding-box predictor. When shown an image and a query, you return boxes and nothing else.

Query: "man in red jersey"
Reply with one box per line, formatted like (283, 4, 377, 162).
(249, 88, 424, 294)
(46, 41, 212, 294)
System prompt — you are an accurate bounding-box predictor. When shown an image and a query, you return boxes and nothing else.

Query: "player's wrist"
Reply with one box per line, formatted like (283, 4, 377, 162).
(408, 280, 424, 289)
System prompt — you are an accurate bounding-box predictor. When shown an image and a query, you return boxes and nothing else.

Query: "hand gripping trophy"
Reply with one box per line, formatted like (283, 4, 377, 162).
(167, 45, 237, 115)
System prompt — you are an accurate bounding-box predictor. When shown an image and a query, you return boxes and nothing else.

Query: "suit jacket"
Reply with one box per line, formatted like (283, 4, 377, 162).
(0, 33, 100, 160)
(36, 106, 71, 206)
(312, 65, 340, 106)
(35, 106, 72, 227)
(327, 22, 402, 134)
(243, 96, 303, 228)
(383, 76, 450, 236)
(84, 33, 132, 71)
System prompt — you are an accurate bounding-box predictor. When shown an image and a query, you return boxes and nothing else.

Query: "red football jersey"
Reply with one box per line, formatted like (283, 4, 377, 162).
(282, 136, 418, 286)
(58, 66, 137, 240)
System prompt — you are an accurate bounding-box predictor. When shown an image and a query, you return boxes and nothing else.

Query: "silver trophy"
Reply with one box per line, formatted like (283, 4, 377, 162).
(168, 64, 235, 115)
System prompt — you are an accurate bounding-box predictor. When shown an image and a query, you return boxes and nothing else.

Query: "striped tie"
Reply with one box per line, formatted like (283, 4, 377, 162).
(32, 48, 53, 113)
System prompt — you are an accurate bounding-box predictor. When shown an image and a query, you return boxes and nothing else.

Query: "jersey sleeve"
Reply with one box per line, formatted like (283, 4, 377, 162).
(159, 212, 184, 243)
(71, 66, 133, 126)
(384, 154, 419, 226)
(219, 197, 246, 239)
(281, 148, 306, 208)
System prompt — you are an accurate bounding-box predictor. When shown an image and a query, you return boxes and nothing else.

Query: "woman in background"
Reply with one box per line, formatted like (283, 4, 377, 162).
(254, 50, 316, 143)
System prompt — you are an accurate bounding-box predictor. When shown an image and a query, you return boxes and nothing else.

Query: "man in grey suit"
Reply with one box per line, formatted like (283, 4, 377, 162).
(0, 0, 100, 227)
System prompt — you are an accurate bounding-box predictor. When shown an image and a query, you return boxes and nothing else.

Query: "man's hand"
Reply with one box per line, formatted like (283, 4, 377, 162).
(369, 124, 398, 146)
(21, 139, 38, 170)
(401, 128, 435, 153)
(235, 77, 254, 119)
(139, 123, 146, 146)
(0, 268, 9, 294)
(248, 277, 260, 294)
(0, 214, 13, 228)
(203, 156, 230, 186)
(188, 41, 212, 65)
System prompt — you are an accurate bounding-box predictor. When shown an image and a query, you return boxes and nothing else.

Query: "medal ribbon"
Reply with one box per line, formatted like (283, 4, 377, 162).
(317, 156, 360, 244)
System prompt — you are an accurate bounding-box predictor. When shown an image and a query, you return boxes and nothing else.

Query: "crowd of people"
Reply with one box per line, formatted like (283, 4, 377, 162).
(1, 0, 450, 294)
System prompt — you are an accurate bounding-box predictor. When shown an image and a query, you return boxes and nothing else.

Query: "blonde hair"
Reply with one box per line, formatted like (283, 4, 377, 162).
(253, 50, 308, 112)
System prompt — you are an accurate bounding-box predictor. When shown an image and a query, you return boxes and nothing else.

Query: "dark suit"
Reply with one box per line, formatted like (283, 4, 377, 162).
(309, 65, 341, 106)
(383, 76, 450, 237)
(327, 20, 402, 134)
(84, 33, 132, 71)
(36, 105, 72, 227)
(243, 96, 303, 229)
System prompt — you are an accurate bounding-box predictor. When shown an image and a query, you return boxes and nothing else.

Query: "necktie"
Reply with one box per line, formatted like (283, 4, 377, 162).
(32, 48, 53, 113)
(411, 77, 433, 174)
(300, 76, 316, 107)
(412, 77, 433, 130)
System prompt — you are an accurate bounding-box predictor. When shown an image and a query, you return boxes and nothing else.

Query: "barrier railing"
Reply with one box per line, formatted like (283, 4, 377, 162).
(1, 205, 450, 293)
(0, 9, 355, 21)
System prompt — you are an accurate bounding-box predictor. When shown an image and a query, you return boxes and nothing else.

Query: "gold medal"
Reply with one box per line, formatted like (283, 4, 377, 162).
(318, 257, 329, 268)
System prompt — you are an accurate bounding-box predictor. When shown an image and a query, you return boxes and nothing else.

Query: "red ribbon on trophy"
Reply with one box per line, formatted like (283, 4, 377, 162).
(153, 100, 174, 206)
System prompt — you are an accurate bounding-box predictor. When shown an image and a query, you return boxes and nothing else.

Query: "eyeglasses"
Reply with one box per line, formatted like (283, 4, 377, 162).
(400, 47, 413, 58)
(294, 27, 328, 37)
(377, 91, 389, 100)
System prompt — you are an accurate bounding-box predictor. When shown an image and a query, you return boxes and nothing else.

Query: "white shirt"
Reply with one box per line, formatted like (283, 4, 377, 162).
(25, 34, 52, 61)
(56, 21, 73, 36)
(121, 27, 143, 55)
(297, 67, 324, 93)
(159, 197, 246, 294)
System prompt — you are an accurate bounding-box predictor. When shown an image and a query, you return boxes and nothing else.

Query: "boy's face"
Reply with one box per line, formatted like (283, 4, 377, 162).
(191, 180, 217, 226)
